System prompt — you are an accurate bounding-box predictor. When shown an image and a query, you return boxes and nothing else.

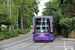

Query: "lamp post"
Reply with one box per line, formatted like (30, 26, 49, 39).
(7, 0, 11, 31)
(9, 0, 11, 31)
(7, 0, 9, 6)
(17, 8, 18, 30)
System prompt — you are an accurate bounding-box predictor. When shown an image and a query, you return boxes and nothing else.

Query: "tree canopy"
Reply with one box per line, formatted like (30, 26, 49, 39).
(42, 0, 75, 36)
(0, 0, 39, 30)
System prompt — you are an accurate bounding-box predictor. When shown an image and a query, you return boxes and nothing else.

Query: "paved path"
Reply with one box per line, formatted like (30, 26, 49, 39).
(57, 36, 75, 42)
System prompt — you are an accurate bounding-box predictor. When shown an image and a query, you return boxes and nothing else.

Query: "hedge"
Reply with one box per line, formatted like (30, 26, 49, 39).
(0, 32, 5, 40)
(0, 29, 31, 40)
(17, 29, 31, 34)
(59, 17, 75, 37)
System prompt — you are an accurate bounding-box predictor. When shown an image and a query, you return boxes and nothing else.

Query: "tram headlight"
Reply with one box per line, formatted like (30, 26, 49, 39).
(41, 30, 44, 32)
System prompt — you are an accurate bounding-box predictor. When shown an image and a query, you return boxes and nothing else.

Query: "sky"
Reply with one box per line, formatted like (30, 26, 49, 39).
(38, 0, 50, 16)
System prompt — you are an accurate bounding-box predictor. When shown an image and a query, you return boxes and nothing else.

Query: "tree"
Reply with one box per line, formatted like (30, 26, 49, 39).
(0, 0, 11, 31)
(13, 0, 39, 30)
(0, 0, 39, 31)
(59, 0, 75, 18)
(42, 0, 75, 36)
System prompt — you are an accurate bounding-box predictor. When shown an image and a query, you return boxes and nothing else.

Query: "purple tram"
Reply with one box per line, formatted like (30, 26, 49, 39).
(32, 16, 54, 42)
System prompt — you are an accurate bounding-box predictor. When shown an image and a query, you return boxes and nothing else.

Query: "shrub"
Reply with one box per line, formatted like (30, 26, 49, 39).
(12, 30, 19, 36)
(25, 29, 31, 33)
(59, 18, 72, 28)
(4, 28, 9, 32)
(17, 30, 22, 34)
(73, 29, 75, 32)
(72, 17, 75, 30)
(17, 29, 31, 34)
(0, 32, 5, 40)
(3, 30, 19, 39)
(0, 29, 31, 40)
(4, 31, 13, 39)
(61, 28, 65, 36)
(59, 17, 73, 37)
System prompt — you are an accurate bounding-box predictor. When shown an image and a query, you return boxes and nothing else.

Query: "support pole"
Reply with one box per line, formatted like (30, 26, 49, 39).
(9, 0, 11, 31)
(17, 8, 18, 30)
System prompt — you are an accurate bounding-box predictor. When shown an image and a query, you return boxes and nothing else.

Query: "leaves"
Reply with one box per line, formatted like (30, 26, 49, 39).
(12, 0, 39, 29)
(42, 0, 75, 35)
(0, 0, 39, 30)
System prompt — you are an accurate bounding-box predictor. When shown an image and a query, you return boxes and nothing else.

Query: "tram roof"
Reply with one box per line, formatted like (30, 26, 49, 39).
(33, 16, 52, 18)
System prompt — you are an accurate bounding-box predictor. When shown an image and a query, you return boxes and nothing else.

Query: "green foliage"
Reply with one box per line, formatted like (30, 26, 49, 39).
(59, 18, 72, 28)
(0, 29, 31, 40)
(13, 30, 19, 36)
(59, 0, 72, 9)
(0, 32, 5, 40)
(4, 30, 19, 39)
(23, 17, 32, 29)
(61, 28, 65, 36)
(17, 29, 31, 34)
(58, 0, 75, 18)
(42, 0, 75, 36)
(62, 4, 75, 18)
(59, 17, 75, 37)
(0, 0, 38, 40)
(66, 29, 71, 34)
(72, 17, 75, 29)
(12, 0, 39, 30)
(73, 29, 75, 32)
(4, 32, 11, 39)
(0, 0, 39, 30)
(42, 0, 62, 34)
(0, 0, 10, 25)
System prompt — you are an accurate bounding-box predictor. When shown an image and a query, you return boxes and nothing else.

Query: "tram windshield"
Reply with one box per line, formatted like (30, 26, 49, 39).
(35, 18, 50, 33)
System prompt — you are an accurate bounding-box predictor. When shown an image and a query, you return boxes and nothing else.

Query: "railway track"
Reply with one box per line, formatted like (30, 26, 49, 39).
(35, 42, 48, 50)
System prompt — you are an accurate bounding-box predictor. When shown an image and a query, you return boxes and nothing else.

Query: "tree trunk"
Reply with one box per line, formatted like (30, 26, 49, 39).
(20, 10, 23, 30)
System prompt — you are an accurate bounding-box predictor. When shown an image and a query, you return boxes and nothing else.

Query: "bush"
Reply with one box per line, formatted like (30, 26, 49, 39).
(4, 28, 9, 32)
(72, 17, 75, 30)
(4, 32, 11, 39)
(59, 17, 73, 37)
(65, 29, 71, 38)
(59, 18, 72, 28)
(73, 29, 75, 32)
(17, 30, 22, 34)
(12, 30, 19, 36)
(0, 29, 31, 40)
(3, 30, 19, 39)
(61, 28, 65, 36)
(59, 17, 75, 37)
(0, 32, 5, 40)
(17, 29, 31, 34)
